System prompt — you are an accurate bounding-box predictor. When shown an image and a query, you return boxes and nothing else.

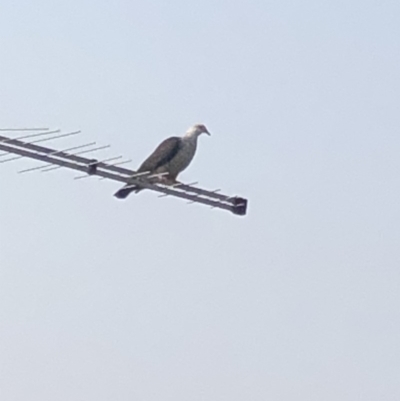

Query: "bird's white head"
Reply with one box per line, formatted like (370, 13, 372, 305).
(184, 123, 211, 138)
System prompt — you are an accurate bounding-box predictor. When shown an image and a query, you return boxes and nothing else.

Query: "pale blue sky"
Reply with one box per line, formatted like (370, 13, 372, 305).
(1, 1, 399, 400)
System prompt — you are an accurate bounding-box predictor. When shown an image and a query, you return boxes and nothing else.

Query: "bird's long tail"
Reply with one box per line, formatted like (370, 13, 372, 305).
(114, 185, 142, 199)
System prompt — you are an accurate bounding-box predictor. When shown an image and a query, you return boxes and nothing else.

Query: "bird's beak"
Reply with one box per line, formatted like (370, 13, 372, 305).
(205, 129, 211, 136)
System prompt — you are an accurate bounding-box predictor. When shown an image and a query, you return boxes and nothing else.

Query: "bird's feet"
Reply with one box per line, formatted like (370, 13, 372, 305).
(161, 177, 179, 186)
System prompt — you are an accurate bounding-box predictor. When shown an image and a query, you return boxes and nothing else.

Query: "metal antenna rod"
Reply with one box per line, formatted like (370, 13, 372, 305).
(0, 131, 80, 163)
(69, 144, 111, 157)
(40, 145, 111, 173)
(158, 181, 199, 198)
(74, 156, 123, 180)
(98, 160, 132, 181)
(18, 142, 97, 173)
(0, 129, 61, 155)
(29, 130, 81, 144)
(0, 128, 49, 132)
(88, 155, 122, 166)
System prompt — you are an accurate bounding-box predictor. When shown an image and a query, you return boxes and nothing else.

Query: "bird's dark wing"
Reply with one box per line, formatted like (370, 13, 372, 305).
(138, 136, 182, 172)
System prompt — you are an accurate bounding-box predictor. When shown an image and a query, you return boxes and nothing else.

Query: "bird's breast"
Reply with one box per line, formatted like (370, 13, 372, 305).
(167, 139, 197, 176)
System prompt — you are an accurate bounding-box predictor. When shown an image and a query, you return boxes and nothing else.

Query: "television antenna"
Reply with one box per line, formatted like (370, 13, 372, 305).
(0, 128, 248, 216)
